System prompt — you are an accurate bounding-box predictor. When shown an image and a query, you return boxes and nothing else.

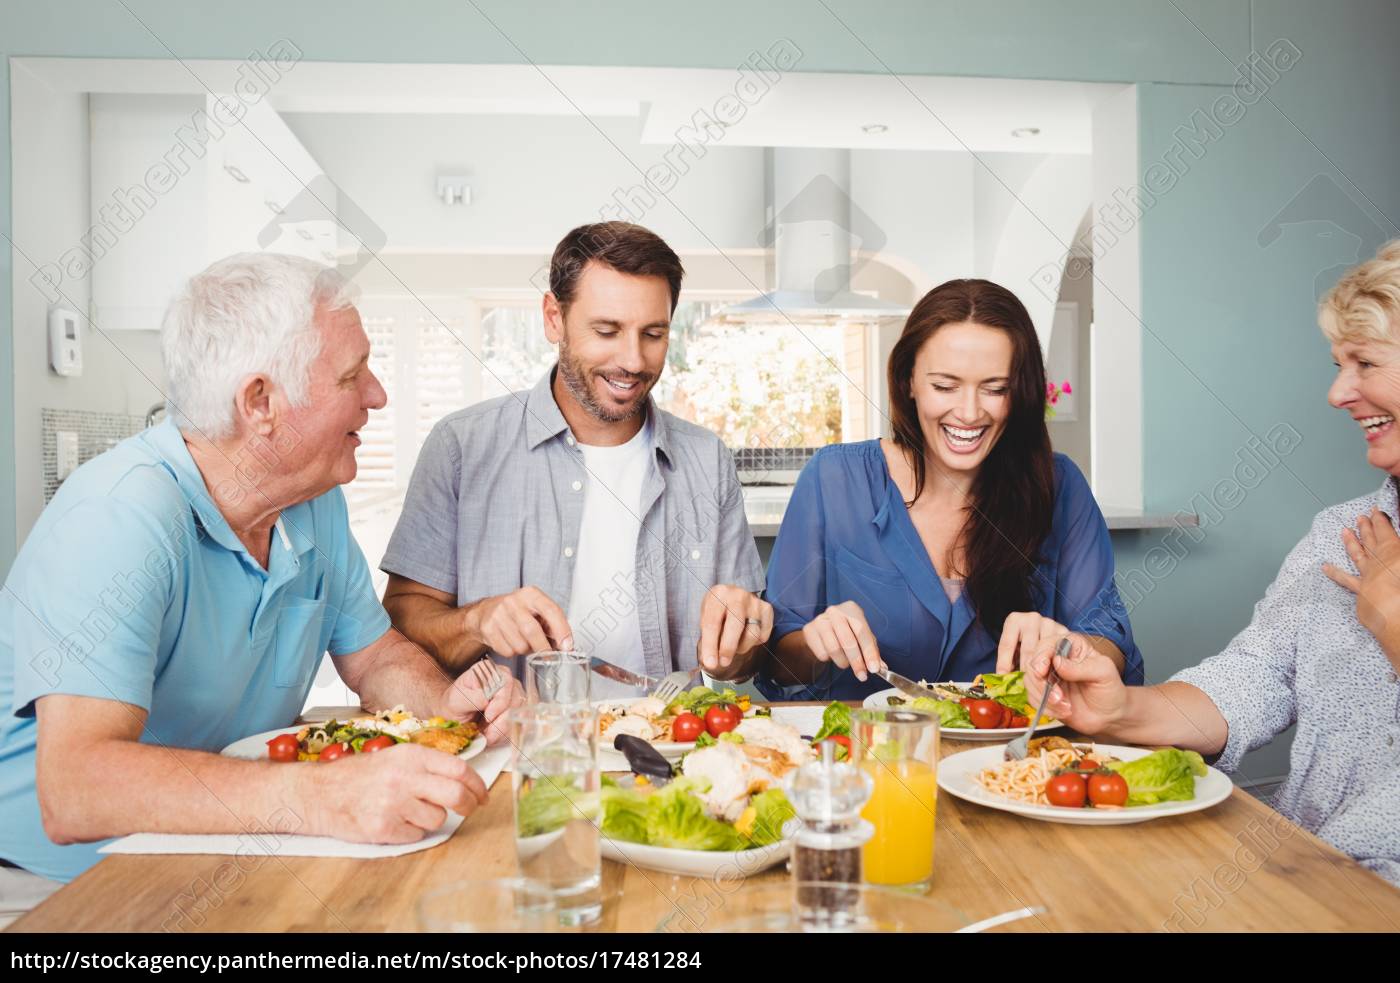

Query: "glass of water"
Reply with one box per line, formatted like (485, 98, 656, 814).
(511, 703, 602, 926)
(526, 650, 591, 706)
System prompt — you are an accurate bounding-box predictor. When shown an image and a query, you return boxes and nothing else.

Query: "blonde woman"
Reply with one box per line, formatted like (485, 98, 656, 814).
(1024, 240, 1400, 887)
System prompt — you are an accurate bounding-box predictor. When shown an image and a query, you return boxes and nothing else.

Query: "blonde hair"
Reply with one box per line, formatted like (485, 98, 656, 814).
(1319, 238, 1400, 347)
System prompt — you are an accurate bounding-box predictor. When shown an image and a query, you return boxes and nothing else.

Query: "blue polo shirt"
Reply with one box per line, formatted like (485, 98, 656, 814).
(0, 418, 390, 882)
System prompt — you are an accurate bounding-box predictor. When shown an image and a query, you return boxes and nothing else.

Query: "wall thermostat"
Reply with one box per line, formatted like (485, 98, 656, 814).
(48, 307, 82, 377)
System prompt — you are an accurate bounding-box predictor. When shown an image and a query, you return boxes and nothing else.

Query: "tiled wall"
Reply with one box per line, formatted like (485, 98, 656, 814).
(731, 445, 819, 483)
(41, 408, 145, 503)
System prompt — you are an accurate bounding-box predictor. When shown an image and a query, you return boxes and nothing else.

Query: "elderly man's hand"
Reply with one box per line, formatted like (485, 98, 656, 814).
(440, 662, 525, 745)
(1323, 508, 1400, 661)
(301, 743, 489, 844)
(697, 585, 773, 678)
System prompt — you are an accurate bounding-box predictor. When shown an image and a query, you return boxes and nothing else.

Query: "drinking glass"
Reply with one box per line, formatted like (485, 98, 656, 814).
(852, 707, 940, 890)
(526, 650, 591, 706)
(511, 703, 602, 926)
(416, 877, 557, 932)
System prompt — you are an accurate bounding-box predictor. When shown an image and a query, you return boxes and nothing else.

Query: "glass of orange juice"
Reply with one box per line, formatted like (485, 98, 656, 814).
(852, 707, 940, 890)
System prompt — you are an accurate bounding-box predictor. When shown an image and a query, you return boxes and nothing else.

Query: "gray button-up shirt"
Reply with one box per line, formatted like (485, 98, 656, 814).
(380, 369, 764, 678)
(1173, 473, 1400, 887)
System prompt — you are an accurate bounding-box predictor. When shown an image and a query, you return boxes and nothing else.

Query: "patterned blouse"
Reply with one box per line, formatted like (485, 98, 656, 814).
(1173, 474, 1400, 887)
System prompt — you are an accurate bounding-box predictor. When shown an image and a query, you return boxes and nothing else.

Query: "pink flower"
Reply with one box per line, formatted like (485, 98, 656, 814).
(1062, 380, 1072, 395)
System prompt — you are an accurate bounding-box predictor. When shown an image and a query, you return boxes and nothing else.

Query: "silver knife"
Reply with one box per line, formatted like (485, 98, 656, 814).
(586, 656, 657, 691)
(873, 665, 934, 700)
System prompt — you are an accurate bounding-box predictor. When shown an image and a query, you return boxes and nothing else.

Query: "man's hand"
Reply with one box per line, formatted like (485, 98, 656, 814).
(440, 665, 525, 745)
(1323, 508, 1400, 664)
(1024, 632, 1128, 735)
(996, 611, 1069, 673)
(464, 586, 573, 658)
(300, 743, 489, 844)
(800, 600, 881, 682)
(697, 585, 773, 677)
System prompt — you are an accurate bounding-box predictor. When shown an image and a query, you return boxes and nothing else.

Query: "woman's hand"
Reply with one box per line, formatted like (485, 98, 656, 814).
(1323, 508, 1400, 660)
(801, 601, 883, 682)
(996, 611, 1069, 673)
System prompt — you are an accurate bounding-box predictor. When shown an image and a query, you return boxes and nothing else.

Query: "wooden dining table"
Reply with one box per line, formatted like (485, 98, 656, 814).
(9, 703, 1400, 933)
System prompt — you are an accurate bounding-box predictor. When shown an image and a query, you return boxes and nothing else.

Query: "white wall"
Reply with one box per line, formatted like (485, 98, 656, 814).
(850, 149, 975, 292)
(280, 112, 768, 254)
(10, 64, 166, 542)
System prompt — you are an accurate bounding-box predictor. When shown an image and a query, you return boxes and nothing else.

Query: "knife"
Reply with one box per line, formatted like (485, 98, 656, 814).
(586, 656, 657, 691)
(872, 665, 935, 701)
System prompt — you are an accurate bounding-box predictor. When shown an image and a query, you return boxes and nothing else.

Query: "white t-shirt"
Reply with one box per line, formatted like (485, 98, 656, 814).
(567, 420, 652, 692)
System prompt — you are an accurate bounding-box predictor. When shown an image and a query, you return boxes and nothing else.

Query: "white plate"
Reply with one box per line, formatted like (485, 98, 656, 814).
(597, 702, 826, 768)
(862, 686, 1066, 741)
(600, 836, 791, 878)
(937, 742, 1232, 825)
(220, 725, 487, 764)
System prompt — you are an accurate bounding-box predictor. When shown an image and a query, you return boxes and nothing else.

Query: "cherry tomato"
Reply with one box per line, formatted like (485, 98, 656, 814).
(266, 733, 299, 763)
(998, 705, 1015, 728)
(959, 697, 976, 709)
(817, 735, 852, 760)
(1008, 714, 1030, 729)
(361, 735, 396, 754)
(1088, 772, 1129, 807)
(1045, 772, 1087, 808)
(1074, 757, 1101, 774)
(704, 704, 742, 737)
(967, 699, 1006, 730)
(671, 713, 705, 743)
(318, 742, 351, 762)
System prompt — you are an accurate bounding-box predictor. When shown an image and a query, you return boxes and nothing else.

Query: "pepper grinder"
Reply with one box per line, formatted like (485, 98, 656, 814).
(782, 739, 874, 929)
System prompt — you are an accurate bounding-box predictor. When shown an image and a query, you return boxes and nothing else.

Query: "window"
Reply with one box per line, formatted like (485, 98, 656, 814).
(345, 292, 875, 511)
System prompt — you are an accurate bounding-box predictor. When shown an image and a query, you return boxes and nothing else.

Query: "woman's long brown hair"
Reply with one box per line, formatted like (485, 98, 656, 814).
(886, 278, 1055, 638)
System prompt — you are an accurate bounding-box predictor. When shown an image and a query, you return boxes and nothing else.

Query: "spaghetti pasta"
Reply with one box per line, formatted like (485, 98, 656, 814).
(976, 747, 1085, 805)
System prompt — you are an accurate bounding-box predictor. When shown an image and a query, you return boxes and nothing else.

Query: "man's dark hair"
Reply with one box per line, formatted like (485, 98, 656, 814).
(549, 221, 685, 315)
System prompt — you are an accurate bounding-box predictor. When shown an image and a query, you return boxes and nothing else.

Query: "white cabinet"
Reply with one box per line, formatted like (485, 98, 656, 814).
(89, 93, 333, 331)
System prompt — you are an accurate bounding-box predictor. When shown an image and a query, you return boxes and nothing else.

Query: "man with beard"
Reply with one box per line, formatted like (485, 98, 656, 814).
(381, 223, 771, 686)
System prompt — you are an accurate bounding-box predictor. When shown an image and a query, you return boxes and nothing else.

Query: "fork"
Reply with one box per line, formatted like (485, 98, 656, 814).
(469, 658, 507, 706)
(651, 669, 696, 704)
(1003, 637, 1067, 761)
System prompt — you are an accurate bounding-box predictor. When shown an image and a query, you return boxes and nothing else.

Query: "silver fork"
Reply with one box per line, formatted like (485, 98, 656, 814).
(651, 669, 696, 704)
(1003, 637, 1067, 761)
(469, 658, 506, 706)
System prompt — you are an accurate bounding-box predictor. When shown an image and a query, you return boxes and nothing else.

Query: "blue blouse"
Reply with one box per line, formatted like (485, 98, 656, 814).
(756, 441, 1144, 702)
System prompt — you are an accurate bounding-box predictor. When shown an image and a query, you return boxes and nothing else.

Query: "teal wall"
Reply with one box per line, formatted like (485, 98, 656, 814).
(4, 1, 1397, 777)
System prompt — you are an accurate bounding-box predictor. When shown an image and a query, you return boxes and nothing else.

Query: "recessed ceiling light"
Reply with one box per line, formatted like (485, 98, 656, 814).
(1011, 127, 1041, 139)
(861, 123, 888, 134)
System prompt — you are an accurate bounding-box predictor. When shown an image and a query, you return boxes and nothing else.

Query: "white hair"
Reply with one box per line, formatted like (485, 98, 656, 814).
(160, 253, 359, 439)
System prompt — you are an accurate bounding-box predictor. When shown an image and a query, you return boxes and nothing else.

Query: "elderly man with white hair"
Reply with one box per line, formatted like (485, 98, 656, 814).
(0, 253, 520, 921)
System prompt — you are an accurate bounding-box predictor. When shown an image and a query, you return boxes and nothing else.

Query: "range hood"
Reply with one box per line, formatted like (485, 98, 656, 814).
(719, 147, 910, 322)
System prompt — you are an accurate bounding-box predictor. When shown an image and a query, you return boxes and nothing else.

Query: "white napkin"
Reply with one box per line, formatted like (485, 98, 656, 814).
(99, 743, 514, 859)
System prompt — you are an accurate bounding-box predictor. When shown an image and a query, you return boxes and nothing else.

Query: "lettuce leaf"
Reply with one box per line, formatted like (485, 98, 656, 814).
(516, 775, 588, 837)
(1107, 749, 1207, 806)
(813, 701, 852, 741)
(910, 696, 973, 729)
(600, 784, 650, 844)
(977, 671, 1031, 715)
(644, 778, 744, 851)
(736, 788, 796, 847)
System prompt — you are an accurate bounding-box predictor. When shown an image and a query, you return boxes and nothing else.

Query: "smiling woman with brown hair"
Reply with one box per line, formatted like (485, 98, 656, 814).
(752, 278, 1143, 701)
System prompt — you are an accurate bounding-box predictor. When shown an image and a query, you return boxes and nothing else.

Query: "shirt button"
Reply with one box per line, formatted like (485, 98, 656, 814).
(691, 549, 701, 560)
(564, 547, 575, 558)
(566, 435, 576, 447)
(571, 480, 582, 492)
